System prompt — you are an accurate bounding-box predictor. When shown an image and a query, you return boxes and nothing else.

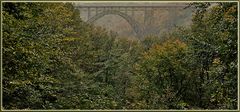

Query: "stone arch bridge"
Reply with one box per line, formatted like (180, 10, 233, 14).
(76, 5, 187, 38)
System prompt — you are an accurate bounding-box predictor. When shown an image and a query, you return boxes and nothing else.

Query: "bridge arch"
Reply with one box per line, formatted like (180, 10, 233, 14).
(87, 10, 143, 38)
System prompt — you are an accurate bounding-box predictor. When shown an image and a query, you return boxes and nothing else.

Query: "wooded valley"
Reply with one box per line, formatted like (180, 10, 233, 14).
(2, 2, 238, 109)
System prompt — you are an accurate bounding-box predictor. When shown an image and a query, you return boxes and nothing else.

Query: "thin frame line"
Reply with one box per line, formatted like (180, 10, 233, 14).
(0, 0, 239, 111)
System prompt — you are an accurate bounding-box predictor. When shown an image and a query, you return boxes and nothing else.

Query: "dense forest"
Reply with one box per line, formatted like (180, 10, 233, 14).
(2, 2, 238, 109)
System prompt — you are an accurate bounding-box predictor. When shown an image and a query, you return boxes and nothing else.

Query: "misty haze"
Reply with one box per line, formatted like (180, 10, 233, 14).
(74, 2, 193, 38)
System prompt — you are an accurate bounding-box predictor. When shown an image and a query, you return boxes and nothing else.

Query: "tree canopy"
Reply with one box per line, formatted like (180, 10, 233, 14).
(2, 2, 238, 110)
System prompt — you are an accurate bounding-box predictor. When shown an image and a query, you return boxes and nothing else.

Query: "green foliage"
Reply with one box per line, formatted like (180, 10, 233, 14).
(2, 2, 237, 110)
(134, 39, 190, 109)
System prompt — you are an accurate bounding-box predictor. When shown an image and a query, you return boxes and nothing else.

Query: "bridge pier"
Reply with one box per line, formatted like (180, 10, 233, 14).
(143, 8, 154, 37)
(87, 7, 91, 20)
(96, 7, 98, 14)
(166, 8, 178, 31)
(131, 8, 134, 17)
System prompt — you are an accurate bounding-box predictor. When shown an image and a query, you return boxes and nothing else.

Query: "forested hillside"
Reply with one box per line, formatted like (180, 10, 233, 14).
(2, 2, 238, 109)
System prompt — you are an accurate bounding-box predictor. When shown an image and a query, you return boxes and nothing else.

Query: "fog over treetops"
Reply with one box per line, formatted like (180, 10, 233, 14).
(74, 2, 193, 38)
